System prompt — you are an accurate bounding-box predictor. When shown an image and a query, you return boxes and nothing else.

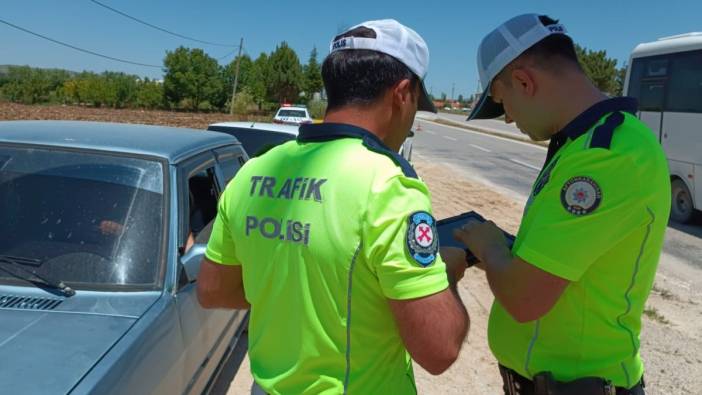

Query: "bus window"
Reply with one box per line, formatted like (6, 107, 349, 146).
(639, 81, 666, 111)
(629, 57, 669, 112)
(646, 58, 669, 77)
(667, 50, 702, 113)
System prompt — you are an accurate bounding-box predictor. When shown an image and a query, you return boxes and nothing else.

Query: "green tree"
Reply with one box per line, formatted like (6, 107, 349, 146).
(615, 65, 627, 96)
(62, 78, 82, 104)
(0, 66, 70, 104)
(268, 42, 303, 103)
(575, 44, 620, 95)
(303, 47, 323, 101)
(231, 87, 256, 115)
(224, 54, 253, 103)
(72, 72, 105, 107)
(163, 46, 226, 111)
(248, 53, 271, 108)
(102, 72, 138, 108)
(136, 78, 164, 109)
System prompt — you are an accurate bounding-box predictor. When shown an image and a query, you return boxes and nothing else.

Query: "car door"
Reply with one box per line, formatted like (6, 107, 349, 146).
(174, 151, 237, 394)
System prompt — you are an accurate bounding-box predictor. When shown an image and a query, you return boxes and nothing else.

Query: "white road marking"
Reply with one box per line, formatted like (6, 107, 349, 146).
(469, 144, 492, 153)
(443, 136, 457, 141)
(424, 120, 547, 151)
(509, 158, 541, 171)
(425, 130, 436, 135)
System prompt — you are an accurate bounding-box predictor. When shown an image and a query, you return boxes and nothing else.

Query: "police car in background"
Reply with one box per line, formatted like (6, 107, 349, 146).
(207, 122, 415, 162)
(272, 105, 313, 126)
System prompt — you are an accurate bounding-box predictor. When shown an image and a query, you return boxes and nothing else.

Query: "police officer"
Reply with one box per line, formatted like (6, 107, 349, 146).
(454, 14, 670, 395)
(197, 19, 470, 394)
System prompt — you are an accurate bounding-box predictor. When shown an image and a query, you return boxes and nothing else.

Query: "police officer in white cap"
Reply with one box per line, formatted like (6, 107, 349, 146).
(198, 18, 470, 395)
(455, 14, 668, 395)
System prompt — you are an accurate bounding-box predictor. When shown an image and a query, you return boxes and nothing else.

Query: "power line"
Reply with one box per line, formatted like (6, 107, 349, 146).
(218, 49, 239, 61)
(89, 0, 237, 48)
(0, 18, 162, 68)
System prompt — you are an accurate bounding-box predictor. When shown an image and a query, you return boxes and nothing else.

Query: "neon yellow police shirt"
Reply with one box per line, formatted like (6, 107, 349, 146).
(489, 98, 671, 388)
(206, 123, 448, 394)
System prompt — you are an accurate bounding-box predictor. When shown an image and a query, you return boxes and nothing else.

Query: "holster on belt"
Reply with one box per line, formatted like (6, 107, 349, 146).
(533, 371, 616, 395)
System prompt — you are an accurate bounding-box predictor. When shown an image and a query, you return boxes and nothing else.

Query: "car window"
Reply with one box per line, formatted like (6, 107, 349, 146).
(0, 145, 165, 290)
(277, 109, 308, 118)
(215, 147, 245, 186)
(187, 168, 219, 247)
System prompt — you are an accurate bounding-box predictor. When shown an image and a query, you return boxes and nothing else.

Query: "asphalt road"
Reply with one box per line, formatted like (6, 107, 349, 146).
(413, 119, 546, 200)
(413, 119, 702, 270)
(436, 112, 524, 136)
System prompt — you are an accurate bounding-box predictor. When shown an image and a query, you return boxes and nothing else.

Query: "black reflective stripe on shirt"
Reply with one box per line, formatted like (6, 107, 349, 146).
(542, 97, 638, 166)
(297, 123, 418, 179)
(590, 111, 625, 149)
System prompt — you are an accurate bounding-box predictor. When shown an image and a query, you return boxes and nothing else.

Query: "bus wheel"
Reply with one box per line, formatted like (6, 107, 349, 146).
(671, 179, 694, 223)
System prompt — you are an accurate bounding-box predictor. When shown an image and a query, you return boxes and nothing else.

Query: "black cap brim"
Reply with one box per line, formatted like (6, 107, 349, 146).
(467, 83, 504, 120)
(418, 80, 436, 113)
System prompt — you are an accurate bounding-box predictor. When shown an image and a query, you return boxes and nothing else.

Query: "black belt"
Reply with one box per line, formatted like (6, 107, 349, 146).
(499, 365, 645, 395)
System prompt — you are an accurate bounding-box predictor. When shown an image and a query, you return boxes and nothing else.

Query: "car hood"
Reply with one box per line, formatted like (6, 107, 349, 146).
(0, 309, 136, 394)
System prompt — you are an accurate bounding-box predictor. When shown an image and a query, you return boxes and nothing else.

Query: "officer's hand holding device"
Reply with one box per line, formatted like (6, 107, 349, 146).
(436, 211, 515, 267)
(438, 247, 469, 282)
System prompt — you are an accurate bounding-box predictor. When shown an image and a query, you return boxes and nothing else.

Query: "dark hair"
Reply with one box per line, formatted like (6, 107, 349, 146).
(322, 26, 418, 112)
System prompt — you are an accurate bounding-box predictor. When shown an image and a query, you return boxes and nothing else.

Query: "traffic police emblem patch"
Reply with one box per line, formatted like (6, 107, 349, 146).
(406, 211, 438, 267)
(561, 176, 602, 216)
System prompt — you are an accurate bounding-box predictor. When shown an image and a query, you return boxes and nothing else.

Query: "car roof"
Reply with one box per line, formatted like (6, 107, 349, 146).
(276, 106, 308, 112)
(208, 121, 299, 136)
(0, 120, 239, 163)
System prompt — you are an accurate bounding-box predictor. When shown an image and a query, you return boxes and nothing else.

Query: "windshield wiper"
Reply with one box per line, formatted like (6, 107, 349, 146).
(0, 255, 75, 297)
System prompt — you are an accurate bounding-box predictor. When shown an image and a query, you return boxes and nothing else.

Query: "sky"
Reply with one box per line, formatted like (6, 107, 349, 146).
(2, 0, 701, 100)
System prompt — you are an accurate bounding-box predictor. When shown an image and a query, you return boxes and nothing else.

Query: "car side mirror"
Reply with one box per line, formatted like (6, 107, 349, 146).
(180, 244, 207, 283)
(408, 130, 415, 137)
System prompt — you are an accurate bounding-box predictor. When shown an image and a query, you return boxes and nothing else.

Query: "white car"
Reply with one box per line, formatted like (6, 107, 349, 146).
(207, 122, 414, 162)
(273, 106, 313, 125)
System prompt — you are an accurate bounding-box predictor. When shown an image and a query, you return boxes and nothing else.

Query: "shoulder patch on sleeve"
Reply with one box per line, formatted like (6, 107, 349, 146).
(406, 211, 438, 267)
(560, 176, 602, 216)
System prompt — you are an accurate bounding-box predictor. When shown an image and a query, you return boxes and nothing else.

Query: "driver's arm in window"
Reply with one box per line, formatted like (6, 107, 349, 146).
(197, 187, 248, 309)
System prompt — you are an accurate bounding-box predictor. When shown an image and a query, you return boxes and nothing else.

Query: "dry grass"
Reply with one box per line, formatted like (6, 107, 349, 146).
(0, 101, 269, 129)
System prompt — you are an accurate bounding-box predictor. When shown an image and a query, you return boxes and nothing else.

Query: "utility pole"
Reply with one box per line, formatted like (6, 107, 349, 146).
(229, 37, 244, 115)
(451, 82, 455, 101)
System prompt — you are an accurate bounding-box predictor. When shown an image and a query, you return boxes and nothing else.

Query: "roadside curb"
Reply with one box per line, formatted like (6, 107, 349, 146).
(427, 118, 549, 148)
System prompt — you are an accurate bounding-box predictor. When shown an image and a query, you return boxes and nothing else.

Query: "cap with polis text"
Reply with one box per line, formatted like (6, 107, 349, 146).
(468, 14, 568, 120)
(330, 19, 436, 113)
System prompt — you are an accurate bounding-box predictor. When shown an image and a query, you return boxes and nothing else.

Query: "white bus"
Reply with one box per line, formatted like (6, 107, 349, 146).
(624, 33, 702, 223)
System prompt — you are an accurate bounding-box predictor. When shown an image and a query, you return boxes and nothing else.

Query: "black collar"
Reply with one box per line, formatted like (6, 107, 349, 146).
(298, 123, 389, 148)
(297, 122, 417, 179)
(545, 97, 638, 164)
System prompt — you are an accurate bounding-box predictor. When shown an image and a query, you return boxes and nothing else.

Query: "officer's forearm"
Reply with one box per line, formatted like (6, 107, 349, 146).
(482, 245, 567, 323)
(481, 245, 528, 319)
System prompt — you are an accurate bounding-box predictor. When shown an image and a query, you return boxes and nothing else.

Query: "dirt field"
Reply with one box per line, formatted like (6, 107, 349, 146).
(0, 101, 267, 129)
(3, 102, 699, 394)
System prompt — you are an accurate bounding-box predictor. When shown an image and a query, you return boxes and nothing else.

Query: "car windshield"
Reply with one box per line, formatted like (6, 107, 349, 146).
(0, 145, 165, 291)
(277, 109, 307, 118)
(209, 126, 296, 157)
